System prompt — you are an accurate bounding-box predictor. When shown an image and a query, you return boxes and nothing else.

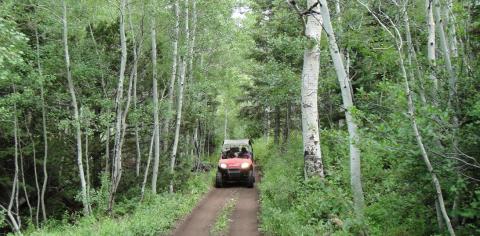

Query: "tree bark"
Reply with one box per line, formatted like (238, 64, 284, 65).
(62, 0, 89, 215)
(169, 58, 186, 193)
(318, 0, 365, 220)
(128, 2, 142, 178)
(108, 0, 128, 211)
(301, 0, 324, 178)
(403, 4, 427, 104)
(163, 0, 180, 152)
(274, 106, 280, 145)
(141, 128, 155, 201)
(5, 98, 21, 233)
(34, 16, 48, 223)
(24, 117, 40, 226)
(426, 0, 438, 92)
(151, 17, 161, 194)
(187, 0, 197, 82)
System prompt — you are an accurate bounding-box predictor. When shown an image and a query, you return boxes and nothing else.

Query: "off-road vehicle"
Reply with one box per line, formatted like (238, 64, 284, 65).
(215, 139, 255, 188)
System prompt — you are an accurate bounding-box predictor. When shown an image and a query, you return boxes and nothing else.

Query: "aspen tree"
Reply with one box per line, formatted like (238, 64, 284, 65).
(151, 16, 161, 194)
(318, 0, 365, 221)
(62, 0, 89, 215)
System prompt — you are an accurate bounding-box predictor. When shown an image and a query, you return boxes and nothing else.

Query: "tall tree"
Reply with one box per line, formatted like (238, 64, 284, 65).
(109, 0, 128, 211)
(317, 0, 365, 221)
(62, 0, 89, 215)
(163, 0, 180, 152)
(169, 58, 186, 193)
(151, 16, 161, 194)
(289, 0, 325, 178)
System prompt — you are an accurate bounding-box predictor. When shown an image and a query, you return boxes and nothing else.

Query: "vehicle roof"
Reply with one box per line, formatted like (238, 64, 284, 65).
(223, 139, 252, 146)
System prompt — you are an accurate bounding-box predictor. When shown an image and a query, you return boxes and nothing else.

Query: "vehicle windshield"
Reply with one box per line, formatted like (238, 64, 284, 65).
(222, 146, 251, 159)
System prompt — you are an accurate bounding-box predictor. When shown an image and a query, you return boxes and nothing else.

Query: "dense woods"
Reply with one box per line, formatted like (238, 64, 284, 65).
(0, 0, 479, 235)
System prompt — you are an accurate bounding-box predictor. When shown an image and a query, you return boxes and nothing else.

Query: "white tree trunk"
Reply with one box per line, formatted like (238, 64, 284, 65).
(426, 0, 438, 90)
(399, 52, 456, 236)
(34, 19, 48, 223)
(403, 4, 426, 104)
(62, 0, 89, 215)
(188, 0, 197, 82)
(318, 0, 365, 220)
(163, 0, 180, 152)
(444, 0, 458, 57)
(19, 139, 33, 222)
(109, 0, 128, 210)
(24, 118, 40, 226)
(4, 99, 21, 233)
(169, 58, 186, 193)
(128, 3, 142, 178)
(301, 0, 324, 178)
(434, 0, 456, 104)
(224, 106, 228, 140)
(141, 128, 156, 200)
(151, 17, 161, 194)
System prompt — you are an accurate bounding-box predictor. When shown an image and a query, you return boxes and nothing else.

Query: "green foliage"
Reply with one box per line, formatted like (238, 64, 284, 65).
(25, 173, 211, 236)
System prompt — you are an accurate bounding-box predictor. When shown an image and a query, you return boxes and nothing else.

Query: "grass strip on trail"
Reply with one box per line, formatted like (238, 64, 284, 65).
(210, 194, 238, 236)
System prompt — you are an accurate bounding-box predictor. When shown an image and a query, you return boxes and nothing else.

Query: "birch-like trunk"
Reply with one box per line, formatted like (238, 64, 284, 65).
(425, 0, 438, 95)
(128, 3, 142, 177)
(151, 17, 161, 194)
(444, 0, 458, 57)
(274, 106, 280, 145)
(403, 4, 426, 104)
(19, 139, 33, 222)
(318, 0, 365, 220)
(399, 51, 456, 236)
(301, 0, 324, 178)
(141, 129, 155, 201)
(84, 133, 92, 213)
(62, 0, 89, 215)
(187, 0, 197, 82)
(24, 118, 40, 226)
(434, 0, 456, 105)
(224, 106, 228, 140)
(169, 58, 186, 193)
(34, 18, 48, 223)
(4, 98, 21, 233)
(163, 0, 180, 152)
(109, 0, 128, 211)
(193, 120, 200, 171)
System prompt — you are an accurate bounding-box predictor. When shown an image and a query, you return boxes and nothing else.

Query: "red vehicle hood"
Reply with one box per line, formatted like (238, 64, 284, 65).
(219, 158, 253, 168)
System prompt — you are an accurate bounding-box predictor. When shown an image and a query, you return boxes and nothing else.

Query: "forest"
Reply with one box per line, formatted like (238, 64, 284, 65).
(0, 0, 479, 235)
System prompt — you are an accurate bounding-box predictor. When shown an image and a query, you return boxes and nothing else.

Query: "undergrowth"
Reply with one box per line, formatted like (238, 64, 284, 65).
(24, 172, 212, 236)
(256, 132, 437, 236)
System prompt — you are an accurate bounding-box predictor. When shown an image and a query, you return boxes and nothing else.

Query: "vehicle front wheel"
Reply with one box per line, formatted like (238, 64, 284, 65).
(215, 172, 223, 188)
(246, 171, 254, 188)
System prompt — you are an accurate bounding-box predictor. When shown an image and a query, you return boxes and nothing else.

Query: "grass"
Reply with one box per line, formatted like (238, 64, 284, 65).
(24, 173, 212, 236)
(210, 195, 237, 236)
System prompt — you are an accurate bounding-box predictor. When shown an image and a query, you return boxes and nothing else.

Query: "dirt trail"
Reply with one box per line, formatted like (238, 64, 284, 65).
(171, 178, 260, 236)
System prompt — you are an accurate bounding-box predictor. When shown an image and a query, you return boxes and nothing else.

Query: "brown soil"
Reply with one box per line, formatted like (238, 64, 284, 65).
(170, 177, 260, 236)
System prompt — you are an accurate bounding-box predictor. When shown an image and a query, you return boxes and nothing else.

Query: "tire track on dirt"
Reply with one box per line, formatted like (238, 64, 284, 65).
(170, 188, 237, 236)
(228, 180, 260, 236)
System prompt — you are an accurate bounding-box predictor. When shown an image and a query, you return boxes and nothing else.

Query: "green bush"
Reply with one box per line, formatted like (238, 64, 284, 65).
(256, 131, 442, 236)
(25, 173, 211, 236)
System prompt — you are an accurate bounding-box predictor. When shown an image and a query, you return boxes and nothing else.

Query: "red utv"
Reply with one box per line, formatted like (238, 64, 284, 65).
(215, 139, 255, 188)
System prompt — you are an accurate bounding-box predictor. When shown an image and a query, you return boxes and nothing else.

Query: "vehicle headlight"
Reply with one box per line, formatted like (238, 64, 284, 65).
(219, 163, 227, 169)
(241, 162, 250, 169)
